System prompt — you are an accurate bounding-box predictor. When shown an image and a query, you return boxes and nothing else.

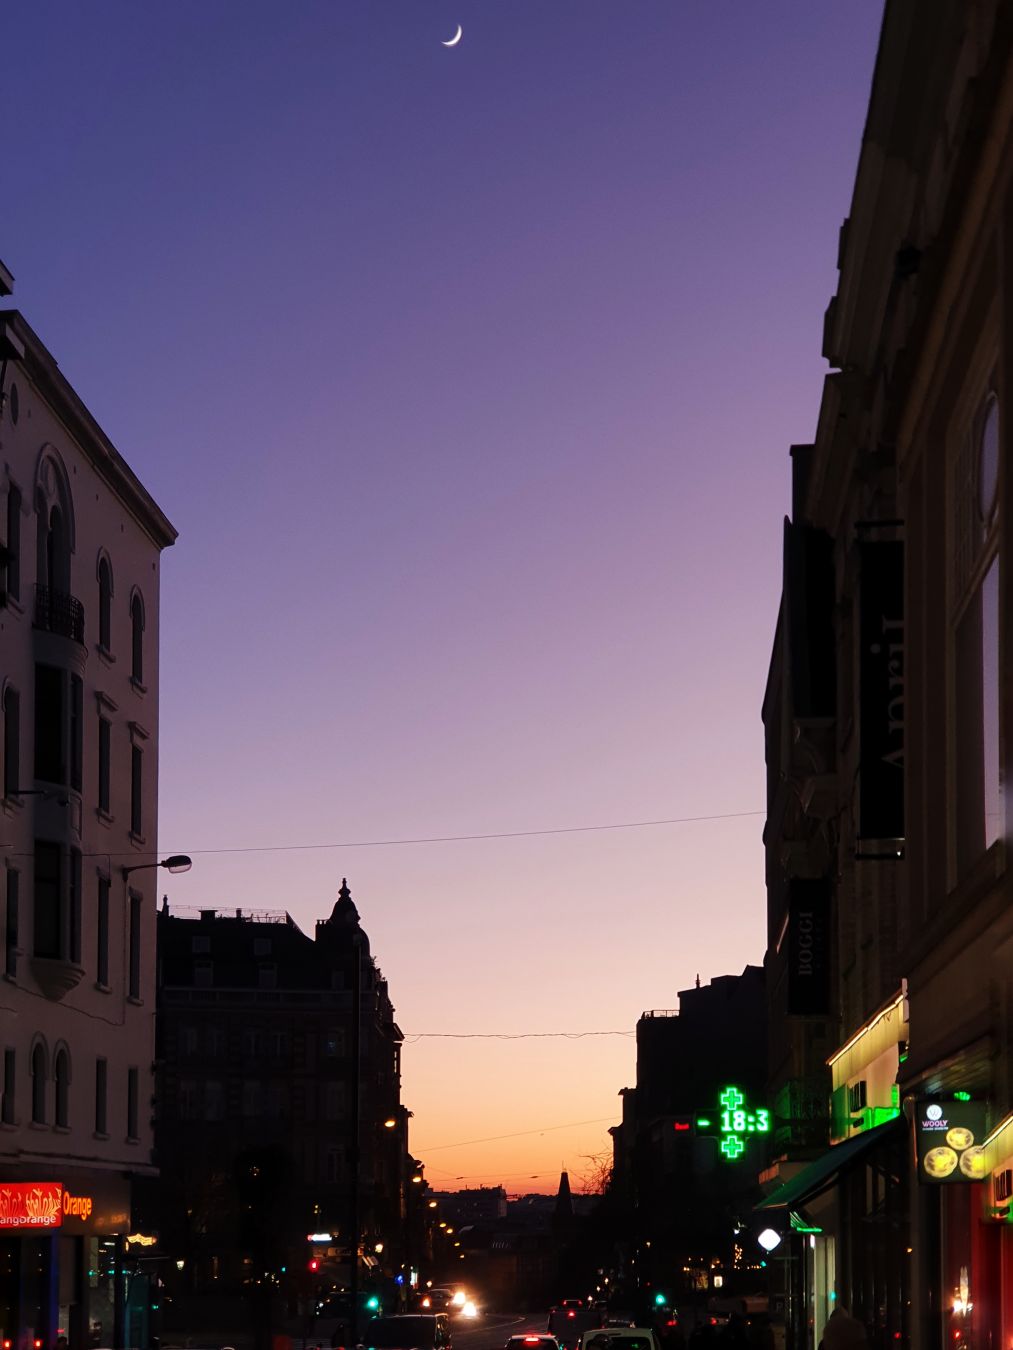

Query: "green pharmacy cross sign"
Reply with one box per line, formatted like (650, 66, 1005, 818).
(695, 1086, 770, 1161)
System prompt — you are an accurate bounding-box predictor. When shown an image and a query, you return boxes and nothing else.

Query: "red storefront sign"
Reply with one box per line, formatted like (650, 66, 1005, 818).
(0, 1182, 63, 1229)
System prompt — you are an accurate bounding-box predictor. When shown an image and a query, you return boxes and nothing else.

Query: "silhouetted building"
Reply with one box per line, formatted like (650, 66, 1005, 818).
(610, 968, 767, 1297)
(147, 881, 409, 1334)
(760, 6, 1013, 1350)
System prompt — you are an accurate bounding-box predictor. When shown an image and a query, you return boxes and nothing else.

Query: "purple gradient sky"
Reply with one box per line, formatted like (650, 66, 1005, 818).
(5, 1, 883, 1190)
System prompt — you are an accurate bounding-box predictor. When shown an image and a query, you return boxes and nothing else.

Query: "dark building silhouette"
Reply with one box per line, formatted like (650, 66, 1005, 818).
(609, 967, 768, 1297)
(146, 881, 410, 1335)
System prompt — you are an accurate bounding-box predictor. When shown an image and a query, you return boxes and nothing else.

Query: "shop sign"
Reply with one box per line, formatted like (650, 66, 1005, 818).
(916, 1100, 987, 1184)
(0, 1182, 63, 1228)
(0, 1178, 128, 1232)
(786, 879, 830, 1016)
(857, 538, 904, 850)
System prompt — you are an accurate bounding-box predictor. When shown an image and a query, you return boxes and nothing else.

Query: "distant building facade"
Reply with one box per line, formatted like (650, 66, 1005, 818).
(761, 6, 1013, 1350)
(609, 968, 768, 1299)
(0, 273, 177, 1350)
(149, 883, 410, 1335)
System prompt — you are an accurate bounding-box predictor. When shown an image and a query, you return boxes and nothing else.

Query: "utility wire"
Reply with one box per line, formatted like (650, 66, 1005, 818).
(2, 807, 762, 861)
(404, 1030, 634, 1041)
(416, 1115, 618, 1153)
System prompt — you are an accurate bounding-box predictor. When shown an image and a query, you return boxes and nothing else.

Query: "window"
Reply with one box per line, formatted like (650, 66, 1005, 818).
(69, 675, 82, 793)
(258, 963, 277, 990)
(54, 1047, 70, 1128)
(126, 1067, 139, 1140)
(5, 484, 20, 601)
(34, 665, 65, 784)
(205, 1080, 226, 1121)
(269, 1031, 289, 1059)
(3, 686, 18, 797)
(242, 1029, 263, 1059)
(98, 717, 111, 814)
(191, 935, 211, 955)
(205, 1026, 226, 1057)
(31, 1043, 46, 1124)
(953, 387, 1003, 872)
(178, 1079, 198, 1120)
(33, 841, 62, 959)
(128, 893, 141, 999)
(181, 1026, 199, 1057)
(94, 1058, 108, 1134)
(253, 937, 272, 957)
(322, 1081, 347, 1122)
(98, 557, 113, 651)
(5, 868, 18, 979)
(130, 594, 144, 684)
(326, 1146, 346, 1183)
(130, 745, 142, 836)
(96, 876, 109, 986)
(194, 960, 213, 988)
(1, 1048, 14, 1124)
(267, 1082, 288, 1118)
(242, 1080, 263, 1118)
(324, 1027, 347, 1058)
(69, 849, 81, 965)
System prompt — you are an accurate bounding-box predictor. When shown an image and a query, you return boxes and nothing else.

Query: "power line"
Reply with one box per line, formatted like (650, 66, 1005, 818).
(416, 1115, 618, 1153)
(2, 807, 762, 861)
(404, 1030, 634, 1041)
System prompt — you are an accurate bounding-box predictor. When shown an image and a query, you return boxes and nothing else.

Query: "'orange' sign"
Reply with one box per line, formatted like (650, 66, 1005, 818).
(0, 1183, 96, 1229)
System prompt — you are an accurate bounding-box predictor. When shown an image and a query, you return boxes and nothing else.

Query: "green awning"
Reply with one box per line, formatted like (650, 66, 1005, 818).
(758, 1116, 904, 1209)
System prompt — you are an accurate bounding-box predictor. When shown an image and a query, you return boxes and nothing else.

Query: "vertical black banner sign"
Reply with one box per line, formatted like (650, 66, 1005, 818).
(786, 878, 830, 1015)
(858, 538, 904, 847)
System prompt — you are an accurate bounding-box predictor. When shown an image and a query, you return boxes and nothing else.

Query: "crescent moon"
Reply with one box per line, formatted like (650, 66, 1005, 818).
(442, 25, 462, 47)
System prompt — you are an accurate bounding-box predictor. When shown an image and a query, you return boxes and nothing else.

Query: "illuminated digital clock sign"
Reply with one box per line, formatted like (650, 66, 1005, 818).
(693, 1086, 771, 1160)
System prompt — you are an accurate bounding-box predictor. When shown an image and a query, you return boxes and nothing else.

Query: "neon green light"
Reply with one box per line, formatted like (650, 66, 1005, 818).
(721, 1135, 745, 1159)
(954, 1092, 972, 1102)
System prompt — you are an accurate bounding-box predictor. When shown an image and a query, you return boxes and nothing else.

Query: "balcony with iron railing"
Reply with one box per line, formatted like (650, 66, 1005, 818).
(33, 583, 85, 644)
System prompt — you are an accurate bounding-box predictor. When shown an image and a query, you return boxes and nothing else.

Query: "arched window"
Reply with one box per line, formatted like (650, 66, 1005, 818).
(31, 1042, 47, 1124)
(54, 1046, 70, 1128)
(98, 557, 113, 651)
(130, 593, 144, 685)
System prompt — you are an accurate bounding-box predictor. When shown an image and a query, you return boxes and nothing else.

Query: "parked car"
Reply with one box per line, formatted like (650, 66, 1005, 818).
(362, 1314, 453, 1350)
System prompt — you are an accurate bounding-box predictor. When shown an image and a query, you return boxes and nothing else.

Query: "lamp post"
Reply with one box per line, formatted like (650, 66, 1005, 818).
(112, 854, 190, 1349)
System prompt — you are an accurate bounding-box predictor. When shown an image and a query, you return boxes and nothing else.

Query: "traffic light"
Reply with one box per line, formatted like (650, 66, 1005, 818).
(366, 1296, 380, 1312)
(654, 1294, 667, 1308)
(308, 1258, 320, 1273)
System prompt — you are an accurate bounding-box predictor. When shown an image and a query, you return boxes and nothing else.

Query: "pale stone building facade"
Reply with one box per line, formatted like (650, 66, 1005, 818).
(0, 267, 176, 1350)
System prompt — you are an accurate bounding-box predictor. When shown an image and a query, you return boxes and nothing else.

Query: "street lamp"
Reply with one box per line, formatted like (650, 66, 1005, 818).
(122, 854, 192, 880)
(384, 1118, 397, 1129)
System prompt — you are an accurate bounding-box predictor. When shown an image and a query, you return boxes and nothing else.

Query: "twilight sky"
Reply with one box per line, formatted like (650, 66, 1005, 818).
(4, 0, 883, 1192)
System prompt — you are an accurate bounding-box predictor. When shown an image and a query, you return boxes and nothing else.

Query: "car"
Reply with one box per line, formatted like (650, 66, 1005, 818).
(506, 1337, 560, 1350)
(580, 1329, 661, 1350)
(362, 1314, 453, 1350)
(420, 1291, 454, 1312)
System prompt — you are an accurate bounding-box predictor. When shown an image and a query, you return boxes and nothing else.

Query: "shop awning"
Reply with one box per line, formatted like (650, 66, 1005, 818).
(758, 1116, 904, 1210)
